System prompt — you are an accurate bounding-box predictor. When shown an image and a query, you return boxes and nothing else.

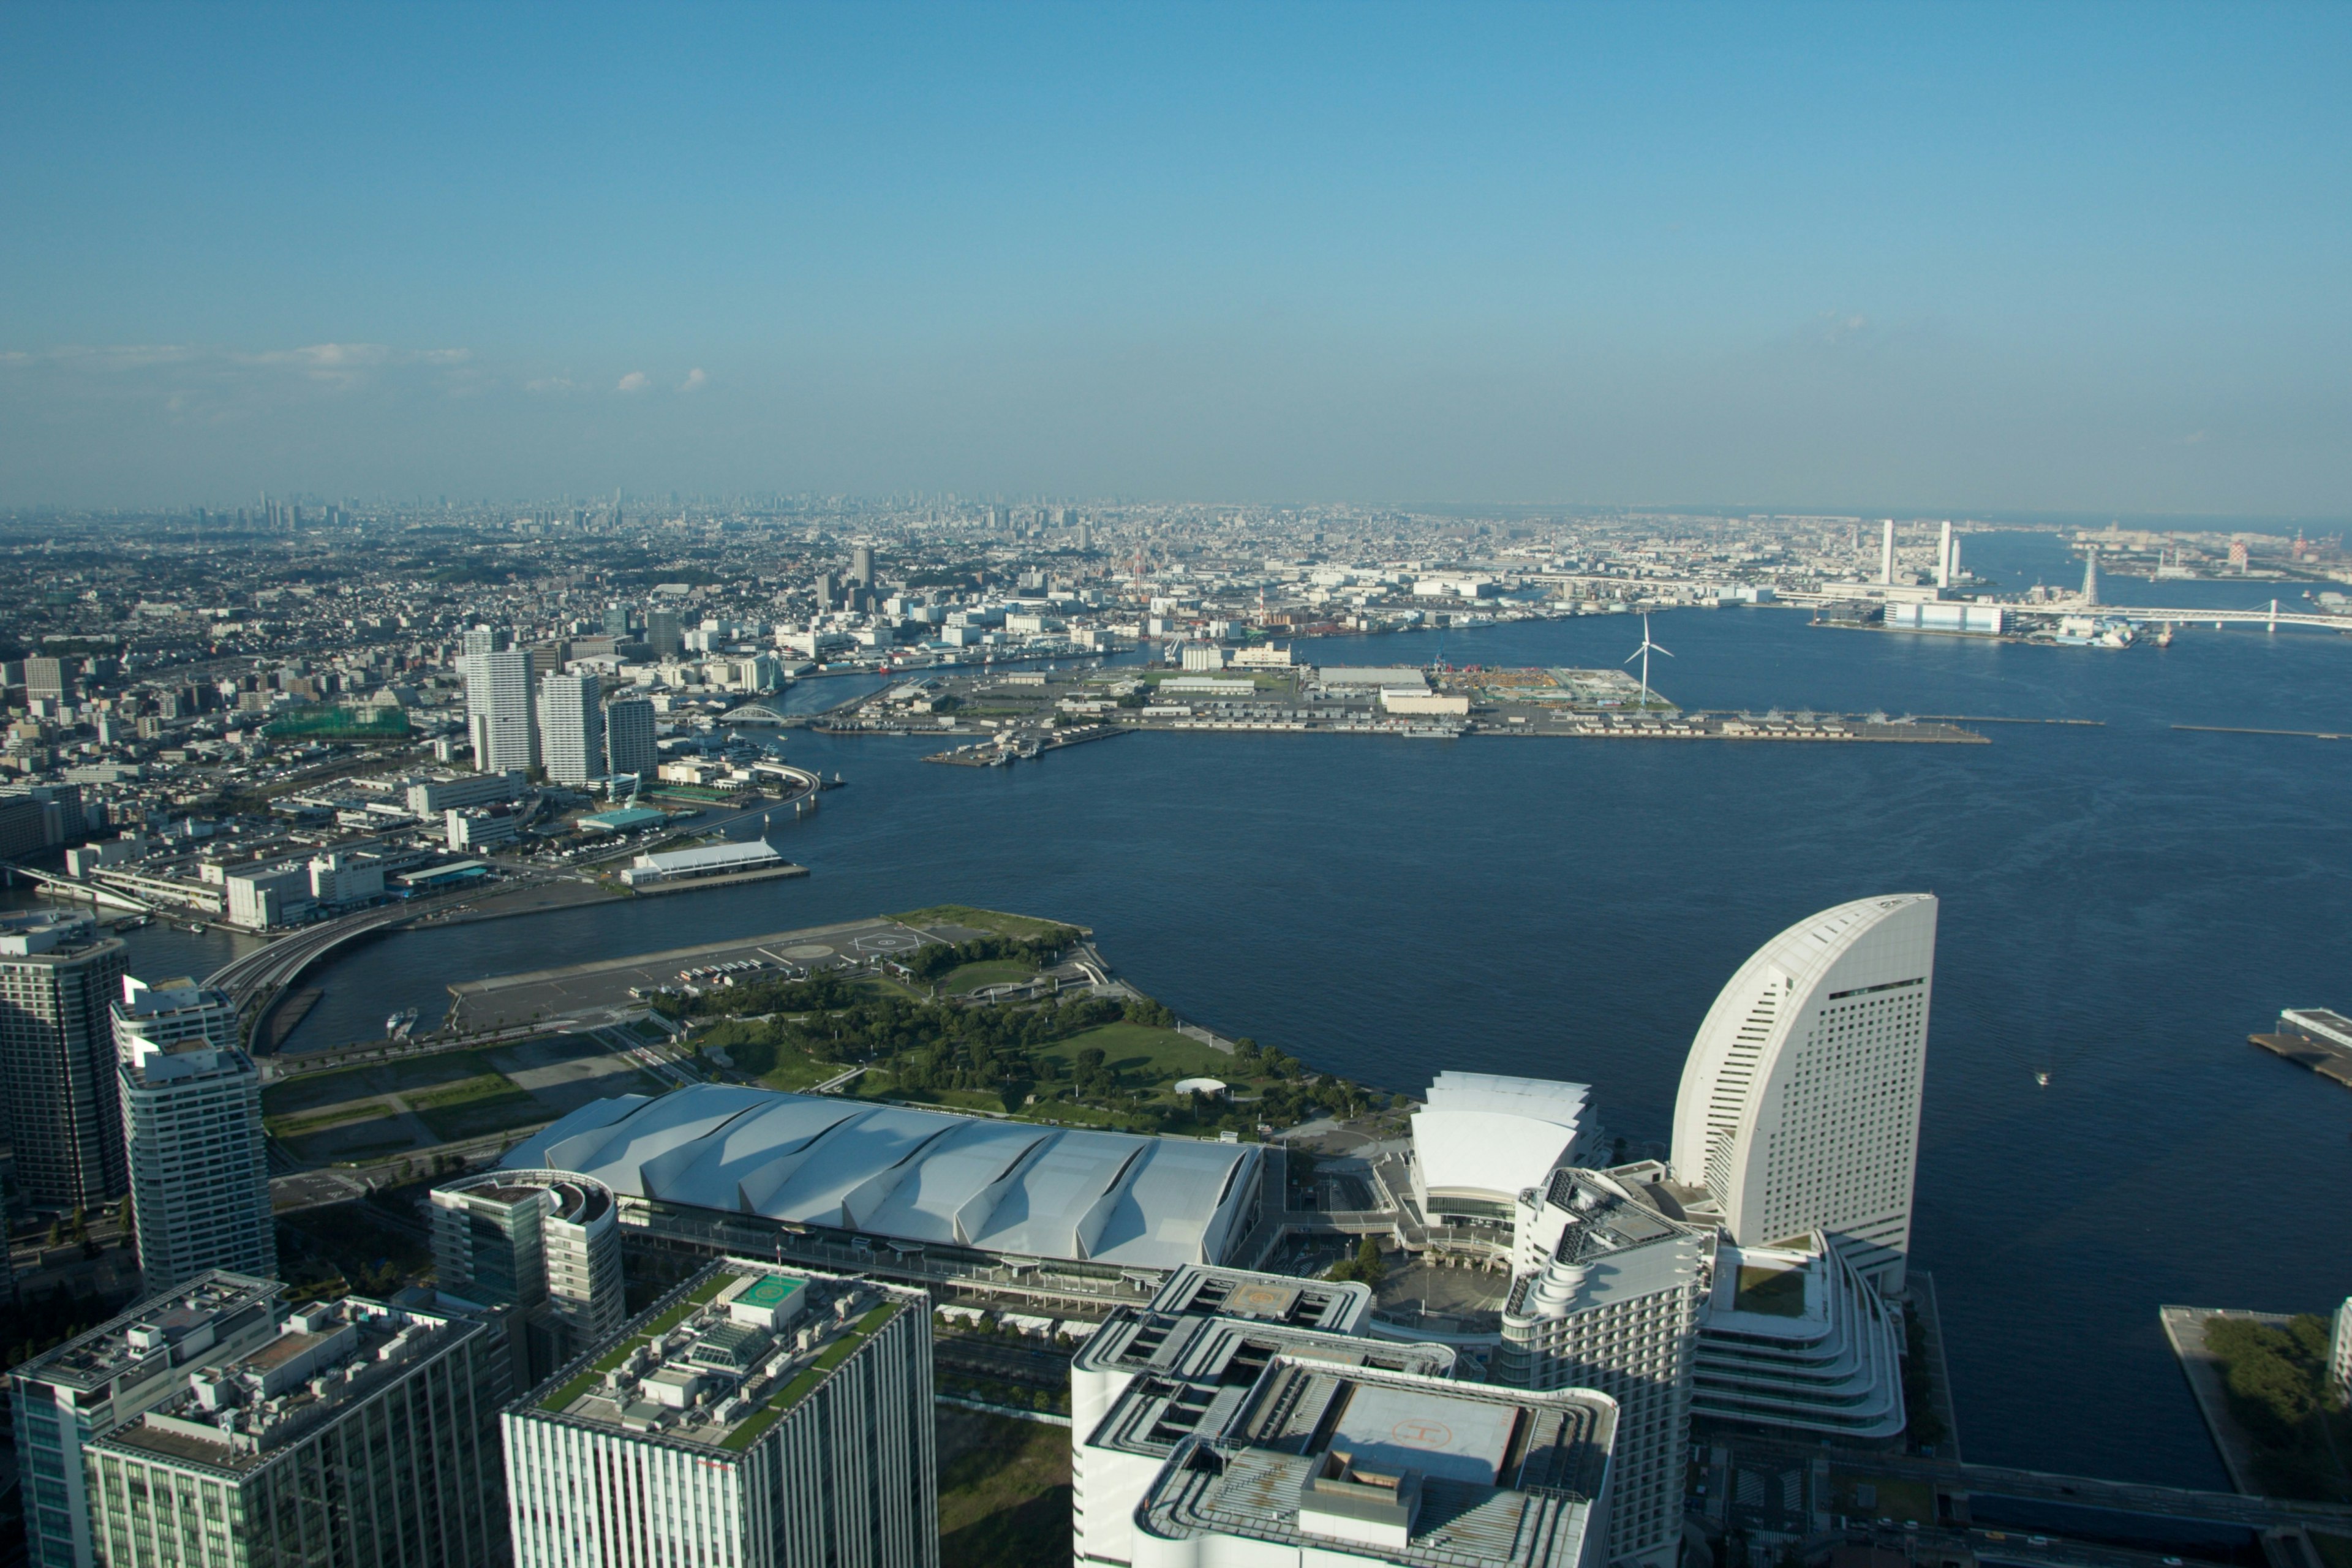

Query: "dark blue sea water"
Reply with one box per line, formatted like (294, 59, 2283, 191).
(91, 532, 2352, 1487)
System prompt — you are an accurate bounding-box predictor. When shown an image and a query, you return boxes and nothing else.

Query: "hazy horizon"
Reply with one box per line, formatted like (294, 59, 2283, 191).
(6, 4, 2348, 518)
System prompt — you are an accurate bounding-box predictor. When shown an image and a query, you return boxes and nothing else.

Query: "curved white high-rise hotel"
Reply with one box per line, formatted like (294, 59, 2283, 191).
(1670, 894, 1936, 1294)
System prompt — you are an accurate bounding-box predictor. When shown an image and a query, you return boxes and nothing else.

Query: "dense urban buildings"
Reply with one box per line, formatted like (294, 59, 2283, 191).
(503, 1260, 936, 1568)
(0, 910, 131, 1210)
(84, 1293, 511, 1568)
(9, 1271, 285, 1568)
(111, 974, 274, 1288)
(1670, 893, 1938, 1294)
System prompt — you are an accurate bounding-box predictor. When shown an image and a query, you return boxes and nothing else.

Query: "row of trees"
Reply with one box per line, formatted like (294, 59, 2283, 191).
(2204, 1314, 2352, 1501)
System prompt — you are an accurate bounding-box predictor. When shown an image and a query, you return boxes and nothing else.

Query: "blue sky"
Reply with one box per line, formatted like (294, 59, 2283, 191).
(3, 3, 2348, 514)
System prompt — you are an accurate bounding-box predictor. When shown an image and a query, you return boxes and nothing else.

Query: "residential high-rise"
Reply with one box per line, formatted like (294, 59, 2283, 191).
(504, 1261, 937, 1568)
(464, 647, 538, 774)
(1936, 519, 1954, 588)
(813, 572, 839, 609)
(603, 696, 657, 780)
(113, 976, 274, 1289)
(431, 1168, 623, 1385)
(2082, 545, 2101, 605)
(1879, 518, 1896, 585)
(0, 911, 131, 1210)
(1670, 893, 1938, 1294)
(646, 608, 683, 658)
(535, 671, 605, 785)
(10, 1272, 284, 1568)
(600, 603, 631, 639)
(85, 1294, 510, 1568)
(461, 624, 510, 659)
(1498, 1167, 1711, 1568)
(850, 545, 874, 585)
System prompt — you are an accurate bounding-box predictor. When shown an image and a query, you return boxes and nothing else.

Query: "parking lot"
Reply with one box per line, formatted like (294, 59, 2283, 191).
(445, 916, 954, 1028)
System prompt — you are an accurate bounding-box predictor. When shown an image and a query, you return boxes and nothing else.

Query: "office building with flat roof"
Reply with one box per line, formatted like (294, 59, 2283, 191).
(1088, 1304, 1615, 1568)
(113, 976, 273, 1289)
(504, 1261, 936, 1568)
(1073, 1267, 1398, 1568)
(10, 1272, 283, 1568)
(0, 911, 131, 1210)
(85, 1294, 510, 1568)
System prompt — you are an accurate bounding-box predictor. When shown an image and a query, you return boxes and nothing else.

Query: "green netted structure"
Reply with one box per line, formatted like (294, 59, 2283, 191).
(261, 705, 412, 742)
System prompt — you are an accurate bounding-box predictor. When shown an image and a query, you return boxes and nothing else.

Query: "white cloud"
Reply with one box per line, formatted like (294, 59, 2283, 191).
(679, 368, 707, 393)
(616, 371, 650, 393)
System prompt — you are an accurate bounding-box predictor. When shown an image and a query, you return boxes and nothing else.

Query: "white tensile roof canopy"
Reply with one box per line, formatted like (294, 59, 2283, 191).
(504, 1084, 1261, 1272)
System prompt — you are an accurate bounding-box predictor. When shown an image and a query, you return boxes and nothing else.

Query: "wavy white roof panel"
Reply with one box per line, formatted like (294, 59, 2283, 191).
(506, 1084, 1261, 1271)
(1424, 1072, 1590, 1124)
(1412, 1106, 1588, 1203)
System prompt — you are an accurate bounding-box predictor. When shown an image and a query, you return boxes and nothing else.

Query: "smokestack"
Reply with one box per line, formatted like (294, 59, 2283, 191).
(1937, 521, 1953, 589)
(1880, 519, 1896, 586)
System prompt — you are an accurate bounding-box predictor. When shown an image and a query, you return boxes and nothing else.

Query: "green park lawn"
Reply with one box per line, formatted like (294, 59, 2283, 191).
(261, 1049, 503, 1120)
(1034, 1023, 1237, 1097)
(941, 960, 1038, 993)
(891, 905, 1080, 942)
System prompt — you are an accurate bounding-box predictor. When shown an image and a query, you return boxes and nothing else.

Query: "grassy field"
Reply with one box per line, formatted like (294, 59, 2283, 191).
(265, 1036, 666, 1162)
(262, 1050, 503, 1119)
(1035, 1023, 1236, 1097)
(941, 959, 1038, 993)
(937, 1409, 1071, 1568)
(892, 905, 1081, 941)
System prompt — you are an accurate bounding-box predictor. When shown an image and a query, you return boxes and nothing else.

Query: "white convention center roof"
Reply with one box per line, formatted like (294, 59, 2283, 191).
(1411, 1071, 1593, 1205)
(505, 1085, 1262, 1272)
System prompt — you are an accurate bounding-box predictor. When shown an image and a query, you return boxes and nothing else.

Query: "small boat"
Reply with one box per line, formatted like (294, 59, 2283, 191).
(178, 921, 207, 934)
(2155, 624, 2176, 647)
(2034, 1071, 2050, 1087)
(386, 1008, 418, 1039)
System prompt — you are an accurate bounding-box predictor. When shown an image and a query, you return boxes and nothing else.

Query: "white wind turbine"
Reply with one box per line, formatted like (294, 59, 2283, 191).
(1624, 614, 1672, 709)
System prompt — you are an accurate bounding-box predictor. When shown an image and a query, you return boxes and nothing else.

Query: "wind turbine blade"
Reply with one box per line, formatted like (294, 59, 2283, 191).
(1624, 647, 1642, 664)
(1653, 644, 1675, 657)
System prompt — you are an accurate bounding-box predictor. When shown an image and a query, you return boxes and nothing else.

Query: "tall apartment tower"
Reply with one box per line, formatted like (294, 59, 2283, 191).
(535, 671, 606, 785)
(85, 1295, 510, 1568)
(2082, 545, 2101, 606)
(1497, 1167, 1713, 1568)
(461, 624, 510, 659)
(1879, 518, 1897, 585)
(0, 911, 131, 1210)
(464, 647, 538, 775)
(113, 976, 274, 1289)
(602, 696, 657, 780)
(850, 545, 875, 585)
(1670, 894, 1938, 1294)
(431, 1168, 624, 1384)
(600, 603, 631, 639)
(1936, 520, 1955, 588)
(505, 1262, 937, 1568)
(10, 1272, 284, 1568)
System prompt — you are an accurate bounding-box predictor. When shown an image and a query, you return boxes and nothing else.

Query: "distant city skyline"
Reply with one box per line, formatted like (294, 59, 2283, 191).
(4, 4, 2348, 517)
